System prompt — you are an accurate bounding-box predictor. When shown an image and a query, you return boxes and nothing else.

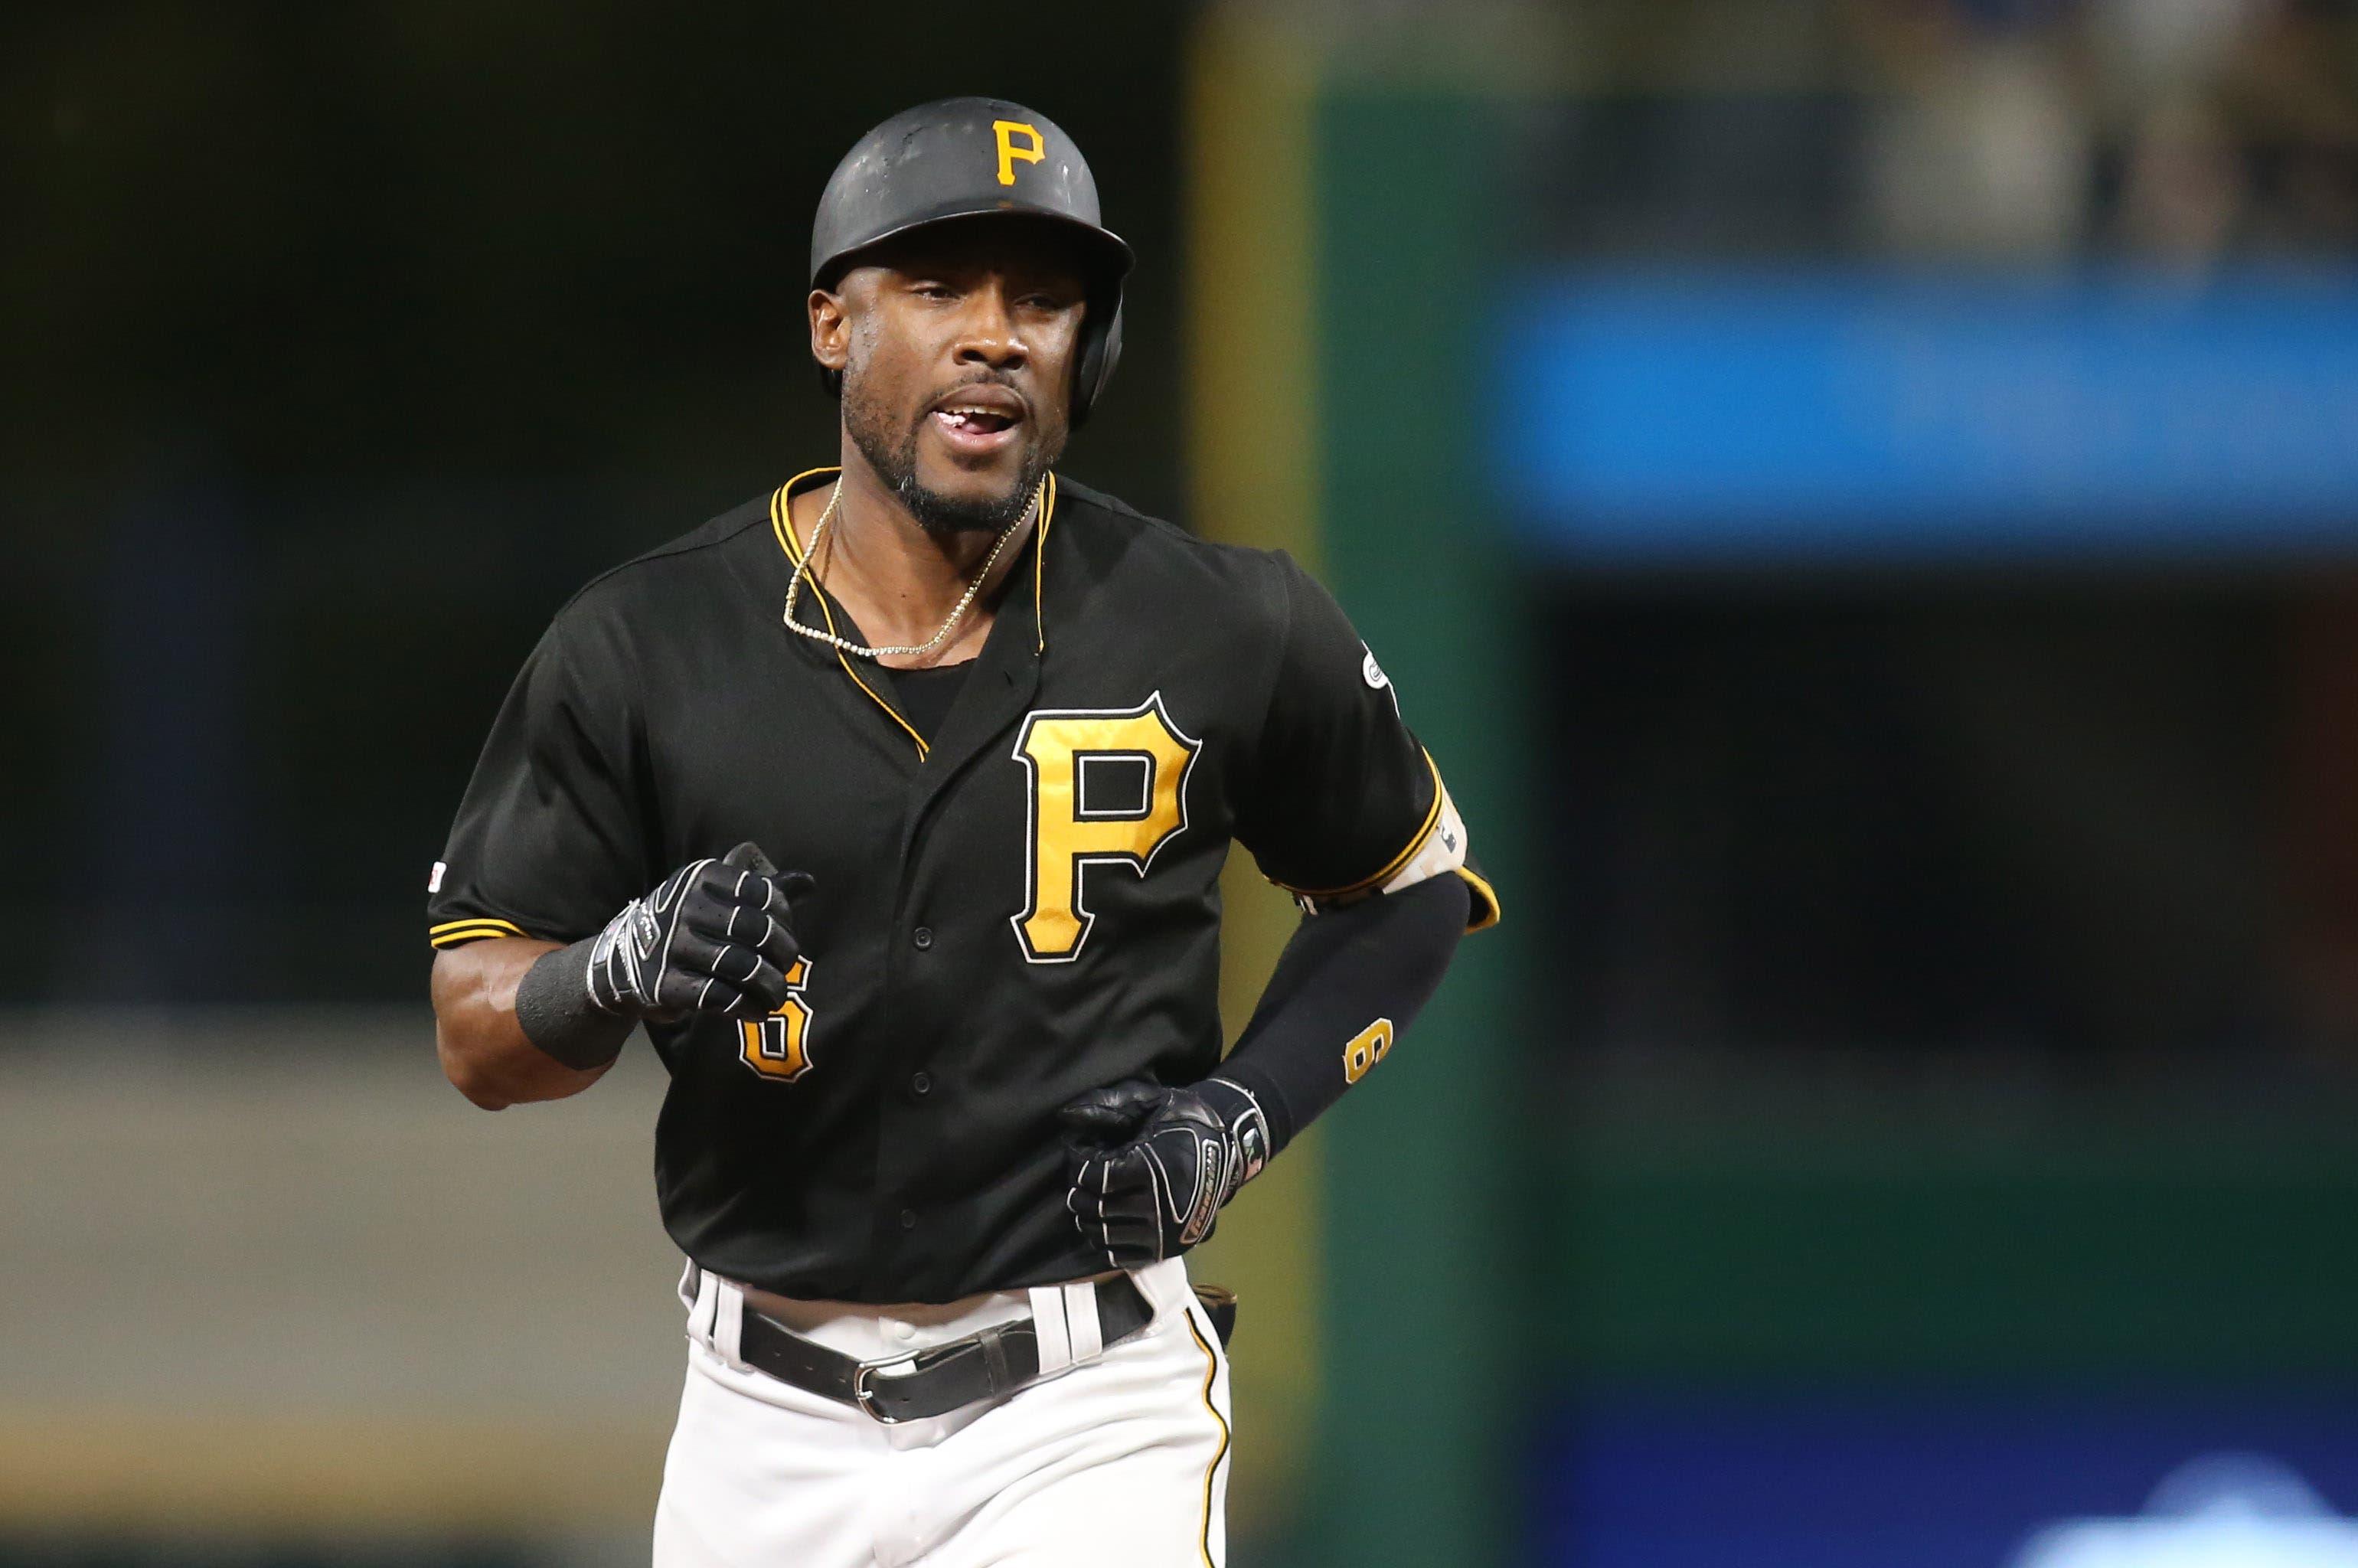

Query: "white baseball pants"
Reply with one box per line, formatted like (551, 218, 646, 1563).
(652, 1256, 1232, 1567)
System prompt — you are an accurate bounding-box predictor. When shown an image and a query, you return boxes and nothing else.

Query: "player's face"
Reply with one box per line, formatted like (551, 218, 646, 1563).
(821, 220, 1091, 535)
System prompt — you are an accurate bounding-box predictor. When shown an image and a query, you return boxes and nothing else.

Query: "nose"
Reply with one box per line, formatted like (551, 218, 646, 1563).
(952, 277, 1028, 372)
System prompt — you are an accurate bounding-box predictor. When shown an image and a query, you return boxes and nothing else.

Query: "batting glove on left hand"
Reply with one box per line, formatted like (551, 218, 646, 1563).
(1058, 1076, 1272, 1268)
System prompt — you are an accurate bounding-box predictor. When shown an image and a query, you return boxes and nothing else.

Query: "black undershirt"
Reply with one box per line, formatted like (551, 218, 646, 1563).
(891, 660, 975, 743)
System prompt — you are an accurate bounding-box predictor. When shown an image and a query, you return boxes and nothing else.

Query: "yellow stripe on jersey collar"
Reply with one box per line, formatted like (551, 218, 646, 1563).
(1034, 470, 1057, 655)
(767, 467, 1061, 758)
(771, 470, 929, 759)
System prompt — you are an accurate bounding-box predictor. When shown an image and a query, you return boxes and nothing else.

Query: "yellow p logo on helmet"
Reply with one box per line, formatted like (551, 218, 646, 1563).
(993, 119, 1044, 186)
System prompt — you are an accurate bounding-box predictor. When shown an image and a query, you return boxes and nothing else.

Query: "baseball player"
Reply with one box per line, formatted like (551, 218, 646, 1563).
(425, 98, 1497, 1567)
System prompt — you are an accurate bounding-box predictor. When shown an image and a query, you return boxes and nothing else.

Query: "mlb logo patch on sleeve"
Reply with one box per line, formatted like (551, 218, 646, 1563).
(428, 861, 446, 893)
(1362, 644, 1400, 715)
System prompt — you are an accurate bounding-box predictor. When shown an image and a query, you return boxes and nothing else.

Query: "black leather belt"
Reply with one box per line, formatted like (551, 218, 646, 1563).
(736, 1273, 1159, 1424)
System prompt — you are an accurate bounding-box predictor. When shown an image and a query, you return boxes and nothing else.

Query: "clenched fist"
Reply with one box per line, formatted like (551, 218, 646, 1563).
(1059, 1076, 1271, 1267)
(588, 842, 815, 1021)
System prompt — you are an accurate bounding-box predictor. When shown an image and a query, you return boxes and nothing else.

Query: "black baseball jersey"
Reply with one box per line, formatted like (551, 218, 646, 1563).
(427, 467, 1495, 1302)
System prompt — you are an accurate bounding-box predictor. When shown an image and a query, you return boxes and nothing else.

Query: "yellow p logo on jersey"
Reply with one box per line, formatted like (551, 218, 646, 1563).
(993, 119, 1044, 186)
(1010, 694, 1200, 962)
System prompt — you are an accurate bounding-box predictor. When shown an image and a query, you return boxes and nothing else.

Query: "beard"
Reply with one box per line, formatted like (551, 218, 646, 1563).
(843, 374, 1063, 537)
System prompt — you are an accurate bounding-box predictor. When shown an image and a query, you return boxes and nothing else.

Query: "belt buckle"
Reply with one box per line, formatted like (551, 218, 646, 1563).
(851, 1351, 923, 1424)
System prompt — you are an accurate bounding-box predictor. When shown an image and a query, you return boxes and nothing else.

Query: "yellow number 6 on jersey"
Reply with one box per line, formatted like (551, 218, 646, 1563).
(738, 956, 815, 1083)
(1011, 694, 1200, 963)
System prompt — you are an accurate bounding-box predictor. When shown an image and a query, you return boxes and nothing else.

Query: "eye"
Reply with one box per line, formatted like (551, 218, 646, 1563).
(910, 281, 957, 302)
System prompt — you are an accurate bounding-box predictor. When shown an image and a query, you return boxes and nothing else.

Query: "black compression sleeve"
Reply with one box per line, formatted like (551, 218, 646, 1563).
(512, 936, 636, 1070)
(1210, 871, 1469, 1155)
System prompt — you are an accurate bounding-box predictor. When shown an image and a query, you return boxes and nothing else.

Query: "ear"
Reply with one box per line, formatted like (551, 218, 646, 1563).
(808, 287, 851, 375)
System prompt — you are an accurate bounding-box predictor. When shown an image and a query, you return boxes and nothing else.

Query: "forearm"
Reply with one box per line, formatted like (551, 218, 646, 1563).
(430, 937, 620, 1110)
(1059, 872, 1470, 1266)
(1215, 871, 1470, 1153)
(428, 844, 808, 1110)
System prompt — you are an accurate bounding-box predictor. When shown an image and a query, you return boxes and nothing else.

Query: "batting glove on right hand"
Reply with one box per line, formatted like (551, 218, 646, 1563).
(587, 841, 815, 1022)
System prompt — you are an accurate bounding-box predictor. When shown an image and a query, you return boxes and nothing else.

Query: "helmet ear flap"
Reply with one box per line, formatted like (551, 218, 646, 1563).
(1069, 289, 1124, 430)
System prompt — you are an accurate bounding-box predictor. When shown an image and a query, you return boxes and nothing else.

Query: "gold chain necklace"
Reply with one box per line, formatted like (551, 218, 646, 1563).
(781, 476, 1040, 663)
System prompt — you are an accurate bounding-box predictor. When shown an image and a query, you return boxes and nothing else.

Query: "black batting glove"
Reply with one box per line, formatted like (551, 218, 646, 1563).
(1059, 1076, 1272, 1268)
(586, 842, 815, 1022)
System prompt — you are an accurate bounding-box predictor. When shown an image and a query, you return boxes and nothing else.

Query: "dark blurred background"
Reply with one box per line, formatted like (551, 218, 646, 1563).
(2, 0, 1187, 1004)
(14, 2, 2358, 1566)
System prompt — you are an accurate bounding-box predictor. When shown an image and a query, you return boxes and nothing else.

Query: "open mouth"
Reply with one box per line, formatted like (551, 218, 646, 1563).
(936, 407, 1017, 435)
(928, 387, 1027, 456)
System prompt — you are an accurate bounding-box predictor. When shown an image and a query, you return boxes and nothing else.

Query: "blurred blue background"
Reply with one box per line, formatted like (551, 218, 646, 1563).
(1497, 269, 2358, 557)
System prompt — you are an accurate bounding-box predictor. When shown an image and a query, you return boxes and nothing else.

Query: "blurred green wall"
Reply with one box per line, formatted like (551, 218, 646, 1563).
(1186, 12, 2358, 1566)
(1186, 12, 1533, 1561)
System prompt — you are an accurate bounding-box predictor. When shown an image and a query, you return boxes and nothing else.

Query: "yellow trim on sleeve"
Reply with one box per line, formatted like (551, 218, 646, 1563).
(1457, 865, 1501, 933)
(1269, 750, 1447, 900)
(426, 918, 531, 949)
(429, 916, 525, 938)
(769, 471, 930, 760)
(1183, 1308, 1230, 1567)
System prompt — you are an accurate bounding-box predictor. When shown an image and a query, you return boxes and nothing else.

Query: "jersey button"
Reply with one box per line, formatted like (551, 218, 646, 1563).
(910, 1071, 932, 1097)
(912, 926, 934, 950)
(899, 1208, 918, 1230)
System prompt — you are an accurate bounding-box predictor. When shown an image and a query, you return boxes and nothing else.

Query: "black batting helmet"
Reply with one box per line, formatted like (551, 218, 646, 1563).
(808, 97, 1132, 426)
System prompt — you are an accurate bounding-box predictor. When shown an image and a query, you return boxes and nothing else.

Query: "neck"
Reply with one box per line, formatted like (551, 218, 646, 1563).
(793, 440, 1040, 665)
